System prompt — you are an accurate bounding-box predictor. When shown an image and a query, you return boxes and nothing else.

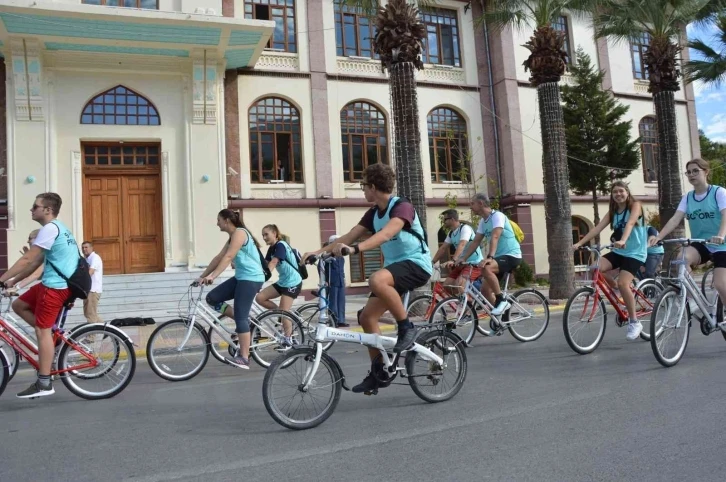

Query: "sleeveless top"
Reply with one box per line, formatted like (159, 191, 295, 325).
(611, 208, 647, 262)
(42, 220, 80, 290)
(686, 186, 726, 252)
(233, 228, 265, 283)
(449, 224, 483, 265)
(477, 210, 522, 258)
(372, 196, 432, 274)
(271, 240, 303, 288)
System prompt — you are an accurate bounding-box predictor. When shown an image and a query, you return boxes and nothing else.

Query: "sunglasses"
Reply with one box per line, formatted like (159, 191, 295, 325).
(31, 204, 46, 211)
(685, 169, 703, 176)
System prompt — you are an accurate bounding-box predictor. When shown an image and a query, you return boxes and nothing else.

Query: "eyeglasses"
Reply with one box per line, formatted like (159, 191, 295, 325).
(685, 169, 703, 176)
(443, 217, 454, 222)
(31, 204, 45, 211)
(360, 183, 371, 190)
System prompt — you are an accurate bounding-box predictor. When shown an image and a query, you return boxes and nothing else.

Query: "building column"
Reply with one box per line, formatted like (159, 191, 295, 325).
(505, 203, 535, 268)
(222, 0, 234, 17)
(224, 70, 241, 198)
(319, 208, 336, 246)
(0, 58, 7, 270)
(471, 1, 527, 199)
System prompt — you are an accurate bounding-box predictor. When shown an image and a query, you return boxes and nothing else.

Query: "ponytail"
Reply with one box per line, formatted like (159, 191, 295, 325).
(219, 209, 261, 247)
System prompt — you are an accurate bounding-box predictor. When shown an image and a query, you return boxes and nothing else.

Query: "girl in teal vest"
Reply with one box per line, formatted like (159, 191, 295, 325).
(198, 209, 265, 369)
(256, 224, 303, 346)
(573, 181, 647, 341)
(651, 158, 726, 327)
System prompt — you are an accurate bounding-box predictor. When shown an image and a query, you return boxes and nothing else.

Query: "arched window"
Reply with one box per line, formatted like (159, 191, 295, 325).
(81, 85, 160, 125)
(428, 107, 468, 182)
(572, 216, 591, 266)
(639, 116, 659, 183)
(340, 101, 388, 182)
(249, 97, 302, 183)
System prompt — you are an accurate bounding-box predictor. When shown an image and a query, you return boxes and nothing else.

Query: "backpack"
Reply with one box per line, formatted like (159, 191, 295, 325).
(257, 246, 272, 281)
(48, 255, 92, 300)
(373, 197, 429, 253)
(509, 219, 525, 243)
(280, 242, 309, 280)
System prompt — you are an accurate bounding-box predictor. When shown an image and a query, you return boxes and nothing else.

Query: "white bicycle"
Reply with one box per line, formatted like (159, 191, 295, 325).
(262, 251, 468, 430)
(146, 283, 306, 380)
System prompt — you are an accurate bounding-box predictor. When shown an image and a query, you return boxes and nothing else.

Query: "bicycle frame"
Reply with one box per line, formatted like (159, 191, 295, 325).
(301, 254, 441, 391)
(662, 238, 715, 327)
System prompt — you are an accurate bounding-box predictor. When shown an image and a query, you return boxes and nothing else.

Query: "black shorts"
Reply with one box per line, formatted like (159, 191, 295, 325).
(369, 260, 431, 297)
(493, 256, 522, 278)
(272, 283, 302, 298)
(692, 242, 726, 268)
(603, 252, 644, 277)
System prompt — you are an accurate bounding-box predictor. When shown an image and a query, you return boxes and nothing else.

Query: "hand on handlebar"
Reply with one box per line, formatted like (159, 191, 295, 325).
(332, 244, 352, 257)
(710, 235, 725, 245)
(613, 240, 626, 249)
(647, 235, 660, 247)
(2, 287, 18, 297)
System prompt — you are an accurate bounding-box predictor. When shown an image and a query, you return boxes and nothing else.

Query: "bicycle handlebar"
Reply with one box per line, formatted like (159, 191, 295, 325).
(305, 247, 354, 265)
(577, 244, 614, 252)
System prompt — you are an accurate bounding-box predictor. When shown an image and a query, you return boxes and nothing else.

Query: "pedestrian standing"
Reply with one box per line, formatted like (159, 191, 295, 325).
(81, 241, 103, 323)
(327, 235, 349, 327)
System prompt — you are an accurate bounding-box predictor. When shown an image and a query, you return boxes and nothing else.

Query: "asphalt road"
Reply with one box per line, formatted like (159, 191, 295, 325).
(2, 316, 726, 482)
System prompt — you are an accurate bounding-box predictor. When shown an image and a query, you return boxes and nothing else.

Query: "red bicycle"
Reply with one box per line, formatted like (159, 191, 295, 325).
(563, 245, 663, 354)
(0, 294, 136, 400)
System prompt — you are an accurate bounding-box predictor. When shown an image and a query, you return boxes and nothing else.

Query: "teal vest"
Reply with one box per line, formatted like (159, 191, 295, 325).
(611, 208, 647, 262)
(449, 224, 483, 265)
(372, 196, 432, 274)
(478, 211, 521, 258)
(686, 186, 726, 252)
(42, 220, 80, 290)
(234, 228, 265, 282)
(274, 240, 303, 287)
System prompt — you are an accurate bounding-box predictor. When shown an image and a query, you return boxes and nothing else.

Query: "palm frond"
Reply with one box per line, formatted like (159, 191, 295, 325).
(688, 38, 720, 59)
(684, 58, 726, 84)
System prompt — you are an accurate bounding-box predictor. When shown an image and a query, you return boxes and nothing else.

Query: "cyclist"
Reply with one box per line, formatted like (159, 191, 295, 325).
(432, 208, 482, 294)
(256, 224, 302, 346)
(573, 181, 647, 340)
(197, 209, 265, 369)
(456, 193, 521, 317)
(0, 193, 79, 398)
(650, 158, 726, 325)
(302, 163, 432, 394)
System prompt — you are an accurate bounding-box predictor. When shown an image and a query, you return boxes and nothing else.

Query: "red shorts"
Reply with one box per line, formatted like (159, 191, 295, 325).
(447, 264, 482, 281)
(18, 284, 71, 329)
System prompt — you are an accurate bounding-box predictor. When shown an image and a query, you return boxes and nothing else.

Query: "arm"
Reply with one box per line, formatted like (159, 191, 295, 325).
(431, 241, 451, 264)
(0, 245, 45, 286)
(267, 257, 280, 271)
(303, 224, 370, 260)
(615, 202, 643, 247)
(203, 231, 246, 282)
(486, 228, 503, 258)
(12, 264, 44, 289)
(574, 213, 612, 248)
(357, 218, 405, 252)
(452, 239, 469, 261)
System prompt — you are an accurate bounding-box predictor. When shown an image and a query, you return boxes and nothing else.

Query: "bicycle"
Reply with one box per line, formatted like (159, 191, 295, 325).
(649, 239, 726, 367)
(563, 245, 663, 354)
(428, 269, 550, 345)
(145, 283, 307, 381)
(405, 265, 483, 326)
(262, 250, 468, 430)
(293, 257, 343, 352)
(0, 293, 136, 400)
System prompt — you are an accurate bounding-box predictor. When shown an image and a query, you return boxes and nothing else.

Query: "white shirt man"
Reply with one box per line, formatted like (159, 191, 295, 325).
(81, 242, 103, 323)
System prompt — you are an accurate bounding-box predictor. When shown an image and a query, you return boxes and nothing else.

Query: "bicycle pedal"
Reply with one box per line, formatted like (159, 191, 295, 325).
(364, 389, 378, 396)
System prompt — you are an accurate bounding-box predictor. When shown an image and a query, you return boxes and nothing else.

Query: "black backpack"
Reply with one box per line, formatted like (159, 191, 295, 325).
(48, 255, 92, 300)
(372, 197, 429, 253)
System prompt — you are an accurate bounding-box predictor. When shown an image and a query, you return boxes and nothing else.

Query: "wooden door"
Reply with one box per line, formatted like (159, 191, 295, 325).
(84, 176, 125, 274)
(123, 175, 163, 273)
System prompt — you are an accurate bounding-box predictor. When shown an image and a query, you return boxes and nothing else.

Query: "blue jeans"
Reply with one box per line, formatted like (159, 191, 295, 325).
(206, 278, 263, 334)
(644, 253, 663, 279)
(329, 285, 346, 326)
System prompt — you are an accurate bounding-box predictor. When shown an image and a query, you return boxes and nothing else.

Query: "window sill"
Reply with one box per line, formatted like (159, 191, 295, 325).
(251, 183, 305, 189)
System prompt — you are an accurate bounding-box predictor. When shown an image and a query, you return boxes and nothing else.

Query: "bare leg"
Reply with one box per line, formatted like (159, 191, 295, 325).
(617, 270, 637, 320)
(481, 262, 501, 305)
(255, 285, 279, 310)
(358, 297, 389, 361)
(279, 294, 295, 336)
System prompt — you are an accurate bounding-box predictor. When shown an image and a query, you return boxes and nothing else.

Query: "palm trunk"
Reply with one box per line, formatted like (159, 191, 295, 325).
(538, 82, 574, 299)
(389, 62, 427, 228)
(592, 185, 600, 245)
(653, 91, 685, 246)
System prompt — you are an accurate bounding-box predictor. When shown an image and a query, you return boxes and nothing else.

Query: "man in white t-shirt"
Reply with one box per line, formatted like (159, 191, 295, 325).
(432, 209, 484, 294)
(81, 242, 103, 323)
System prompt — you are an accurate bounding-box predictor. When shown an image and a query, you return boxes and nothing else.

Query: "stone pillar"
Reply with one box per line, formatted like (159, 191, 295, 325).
(0, 59, 6, 270)
(222, 0, 234, 17)
(224, 70, 241, 198)
(319, 209, 336, 246)
(595, 37, 613, 92)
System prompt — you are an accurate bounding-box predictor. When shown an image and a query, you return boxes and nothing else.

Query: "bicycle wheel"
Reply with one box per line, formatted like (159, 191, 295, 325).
(702, 268, 716, 306)
(207, 317, 239, 363)
(58, 324, 136, 400)
(295, 303, 335, 351)
(429, 297, 477, 345)
(406, 329, 467, 403)
(146, 319, 210, 381)
(250, 310, 305, 368)
(563, 287, 607, 354)
(262, 347, 342, 430)
(407, 294, 434, 325)
(0, 349, 8, 398)
(507, 289, 550, 342)
(650, 286, 691, 367)
(0, 343, 19, 380)
(634, 279, 663, 341)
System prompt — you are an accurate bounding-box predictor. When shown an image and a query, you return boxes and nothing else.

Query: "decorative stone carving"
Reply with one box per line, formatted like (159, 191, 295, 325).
(634, 80, 650, 95)
(336, 57, 387, 78)
(10, 38, 44, 121)
(249, 186, 306, 199)
(419, 64, 466, 84)
(256, 51, 300, 71)
(191, 50, 218, 124)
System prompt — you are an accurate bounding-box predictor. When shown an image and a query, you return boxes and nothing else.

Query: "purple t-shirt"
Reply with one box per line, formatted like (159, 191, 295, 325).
(358, 199, 416, 232)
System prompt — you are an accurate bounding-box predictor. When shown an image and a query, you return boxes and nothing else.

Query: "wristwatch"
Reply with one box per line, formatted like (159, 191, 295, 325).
(487, 255, 494, 260)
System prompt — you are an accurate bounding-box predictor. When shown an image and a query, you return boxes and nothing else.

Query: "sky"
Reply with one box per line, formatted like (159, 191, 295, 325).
(687, 21, 726, 144)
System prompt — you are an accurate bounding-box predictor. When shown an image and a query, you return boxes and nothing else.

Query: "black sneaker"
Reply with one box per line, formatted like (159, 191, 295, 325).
(352, 366, 389, 394)
(393, 326, 417, 353)
(17, 380, 55, 399)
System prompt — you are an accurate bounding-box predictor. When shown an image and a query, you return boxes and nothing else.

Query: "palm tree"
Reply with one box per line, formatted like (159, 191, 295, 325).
(594, 0, 723, 242)
(344, 0, 428, 228)
(685, 14, 726, 86)
(478, 0, 595, 299)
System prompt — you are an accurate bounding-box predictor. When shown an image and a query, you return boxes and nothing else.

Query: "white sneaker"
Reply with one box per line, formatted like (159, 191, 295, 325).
(491, 299, 511, 316)
(626, 321, 643, 340)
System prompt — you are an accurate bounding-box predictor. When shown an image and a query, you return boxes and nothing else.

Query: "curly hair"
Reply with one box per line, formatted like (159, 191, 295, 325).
(363, 163, 395, 193)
